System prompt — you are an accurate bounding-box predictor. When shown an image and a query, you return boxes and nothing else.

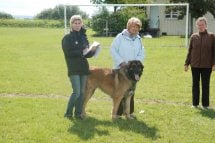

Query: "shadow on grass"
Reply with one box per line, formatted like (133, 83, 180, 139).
(68, 117, 159, 141)
(199, 108, 215, 119)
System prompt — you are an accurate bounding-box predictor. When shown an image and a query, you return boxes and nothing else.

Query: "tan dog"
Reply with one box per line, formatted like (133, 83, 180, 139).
(82, 60, 144, 120)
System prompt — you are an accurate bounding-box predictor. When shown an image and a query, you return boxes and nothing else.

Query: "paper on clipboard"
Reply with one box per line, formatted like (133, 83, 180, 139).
(83, 41, 101, 57)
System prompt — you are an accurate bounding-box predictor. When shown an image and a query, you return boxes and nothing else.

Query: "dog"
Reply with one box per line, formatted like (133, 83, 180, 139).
(82, 60, 144, 120)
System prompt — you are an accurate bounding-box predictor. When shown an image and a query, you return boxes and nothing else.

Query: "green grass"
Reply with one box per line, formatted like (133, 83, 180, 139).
(0, 27, 215, 143)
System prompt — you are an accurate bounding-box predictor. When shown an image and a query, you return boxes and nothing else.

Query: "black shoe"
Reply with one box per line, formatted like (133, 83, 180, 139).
(74, 115, 84, 120)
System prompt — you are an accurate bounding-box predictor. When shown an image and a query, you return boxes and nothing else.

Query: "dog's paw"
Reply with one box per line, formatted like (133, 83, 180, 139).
(125, 114, 137, 120)
(112, 115, 122, 120)
(125, 115, 134, 120)
(80, 113, 87, 119)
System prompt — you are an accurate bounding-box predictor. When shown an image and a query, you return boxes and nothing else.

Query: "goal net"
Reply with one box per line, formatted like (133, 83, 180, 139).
(63, 3, 189, 48)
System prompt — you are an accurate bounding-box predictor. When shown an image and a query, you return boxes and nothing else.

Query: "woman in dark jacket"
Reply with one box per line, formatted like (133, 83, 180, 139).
(62, 15, 94, 120)
(184, 17, 215, 109)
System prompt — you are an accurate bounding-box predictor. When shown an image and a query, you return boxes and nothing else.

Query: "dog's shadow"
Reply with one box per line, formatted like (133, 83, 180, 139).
(68, 117, 159, 141)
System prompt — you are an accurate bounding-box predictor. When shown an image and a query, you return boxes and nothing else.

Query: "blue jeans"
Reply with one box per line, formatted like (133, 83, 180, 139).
(64, 75, 88, 117)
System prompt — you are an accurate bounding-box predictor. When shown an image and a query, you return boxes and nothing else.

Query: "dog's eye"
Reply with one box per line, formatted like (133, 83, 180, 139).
(131, 64, 136, 68)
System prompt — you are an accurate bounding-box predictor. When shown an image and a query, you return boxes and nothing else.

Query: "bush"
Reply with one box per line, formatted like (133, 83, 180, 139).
(0, 19, 64, 28)
(91, 7, 147, 36)
(91, 7, 110, 36)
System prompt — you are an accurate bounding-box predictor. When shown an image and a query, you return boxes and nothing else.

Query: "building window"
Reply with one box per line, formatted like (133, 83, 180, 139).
(165, 7, 179, 19)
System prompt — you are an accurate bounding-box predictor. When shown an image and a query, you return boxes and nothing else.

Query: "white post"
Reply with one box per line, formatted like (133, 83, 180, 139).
(104, 20, 109, 36)
(185, 3, 189, 48)
(64, 5, 67, 35)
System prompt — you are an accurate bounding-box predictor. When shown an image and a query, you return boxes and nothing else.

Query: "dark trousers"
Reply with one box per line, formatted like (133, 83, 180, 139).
(117, 95, 134, 115)
(191, 67, 212, 107)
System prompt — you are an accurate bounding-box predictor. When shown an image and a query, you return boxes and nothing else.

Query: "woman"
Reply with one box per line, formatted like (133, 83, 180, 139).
(62, 15, 94, 120)
(110, 17, 145, 119)
(184, 17, 215, 109)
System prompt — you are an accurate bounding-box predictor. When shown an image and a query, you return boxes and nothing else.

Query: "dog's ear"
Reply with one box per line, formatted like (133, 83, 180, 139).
(141, 64, 144, 70)
(137, 61, 144, 70)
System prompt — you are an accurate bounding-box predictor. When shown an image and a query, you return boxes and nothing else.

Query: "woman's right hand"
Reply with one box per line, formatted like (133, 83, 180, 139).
(120, 62, 126, 68)
(83, 48, 89, 55)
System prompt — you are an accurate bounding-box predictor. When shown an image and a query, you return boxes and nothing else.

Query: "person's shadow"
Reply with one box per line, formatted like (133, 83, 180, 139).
(68, 117, 159, 141)
(198, 108, 215, 119)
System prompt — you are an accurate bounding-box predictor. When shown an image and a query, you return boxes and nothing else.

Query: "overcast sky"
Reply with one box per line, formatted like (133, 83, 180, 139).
(0, 0, 93, 16)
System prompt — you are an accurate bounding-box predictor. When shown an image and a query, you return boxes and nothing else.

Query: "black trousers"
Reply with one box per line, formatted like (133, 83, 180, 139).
(191, 67, 212, 107)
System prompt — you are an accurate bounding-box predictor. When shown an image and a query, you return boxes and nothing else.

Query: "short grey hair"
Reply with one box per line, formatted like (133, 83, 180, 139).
(126, 17, 142, 29)
(70, 15, 83, 28)
(196, 17, 207, 26)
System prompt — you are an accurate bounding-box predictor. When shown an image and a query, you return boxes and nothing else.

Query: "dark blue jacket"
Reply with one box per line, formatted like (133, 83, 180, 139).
(62, 28, 94, 76)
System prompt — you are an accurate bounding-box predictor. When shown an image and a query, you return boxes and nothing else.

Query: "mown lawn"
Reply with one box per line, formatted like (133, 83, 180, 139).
(0, 27, 215, 143)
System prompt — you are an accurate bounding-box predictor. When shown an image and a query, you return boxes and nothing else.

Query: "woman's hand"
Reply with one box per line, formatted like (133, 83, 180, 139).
(184, 65, 189, 72)
(120, 62, 126, 68)
(83, 48, 89, 55)
(212, 65, 215, 71)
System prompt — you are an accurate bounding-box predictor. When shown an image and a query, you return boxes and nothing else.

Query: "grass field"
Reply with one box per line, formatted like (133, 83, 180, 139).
(0, 27, 215, 143)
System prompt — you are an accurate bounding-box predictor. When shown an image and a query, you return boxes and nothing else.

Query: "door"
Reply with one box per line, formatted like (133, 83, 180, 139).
(149, 6, 159, 29)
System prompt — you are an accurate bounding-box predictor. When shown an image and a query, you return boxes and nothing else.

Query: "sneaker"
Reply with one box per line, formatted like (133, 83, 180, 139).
(191, 105, 198, 108)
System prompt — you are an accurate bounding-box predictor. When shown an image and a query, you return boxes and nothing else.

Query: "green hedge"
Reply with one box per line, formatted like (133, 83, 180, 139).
(0, 19, 64, 28)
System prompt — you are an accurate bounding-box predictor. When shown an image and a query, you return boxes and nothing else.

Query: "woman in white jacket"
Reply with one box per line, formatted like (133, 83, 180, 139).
(110, 17, 145, 119)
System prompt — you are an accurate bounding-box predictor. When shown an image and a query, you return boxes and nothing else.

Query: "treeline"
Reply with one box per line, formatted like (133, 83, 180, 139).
(0, 5, 148, 35)
(35, 5, 88, 20)
(0, 5, 88, 20)
(0, 5, 87, 28)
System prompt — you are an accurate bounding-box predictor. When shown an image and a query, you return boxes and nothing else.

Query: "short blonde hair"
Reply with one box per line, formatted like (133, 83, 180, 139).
(70, 15, 83, 28)
(196, 17, 207, 26)
(126, 17, 142, 29)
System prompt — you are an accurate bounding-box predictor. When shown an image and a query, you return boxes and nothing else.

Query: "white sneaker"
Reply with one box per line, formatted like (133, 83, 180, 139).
(191, 105, 198, 108)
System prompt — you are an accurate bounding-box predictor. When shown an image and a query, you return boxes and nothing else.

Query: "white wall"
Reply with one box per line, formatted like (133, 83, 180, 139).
(192, 12, 215, 33)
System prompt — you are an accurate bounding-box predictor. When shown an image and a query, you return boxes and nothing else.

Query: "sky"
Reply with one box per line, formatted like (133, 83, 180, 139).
(0, 0, 93, 16)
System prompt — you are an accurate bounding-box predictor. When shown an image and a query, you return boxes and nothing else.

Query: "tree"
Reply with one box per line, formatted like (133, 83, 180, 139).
(0, 12, 14, 19)
(90, 0, 148, 35)
(169, 0, 215, 33)
(35, 5, 88, 20)
(90, 0, 148, 4)
(90, 0, 147, 12)
(91, 6, 147, 36)
(91, 7, 110, 35)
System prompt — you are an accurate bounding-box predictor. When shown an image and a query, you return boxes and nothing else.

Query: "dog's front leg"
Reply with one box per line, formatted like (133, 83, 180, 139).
(112, 96, 123, 120)
(124, 95, 132, 119)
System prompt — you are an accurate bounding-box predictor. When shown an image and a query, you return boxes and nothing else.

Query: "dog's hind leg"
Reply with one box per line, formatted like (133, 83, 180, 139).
(81, 86, 96, 118)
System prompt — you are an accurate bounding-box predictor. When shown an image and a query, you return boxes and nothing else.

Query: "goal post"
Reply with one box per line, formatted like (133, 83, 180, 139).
(63, 3, 189, 47)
